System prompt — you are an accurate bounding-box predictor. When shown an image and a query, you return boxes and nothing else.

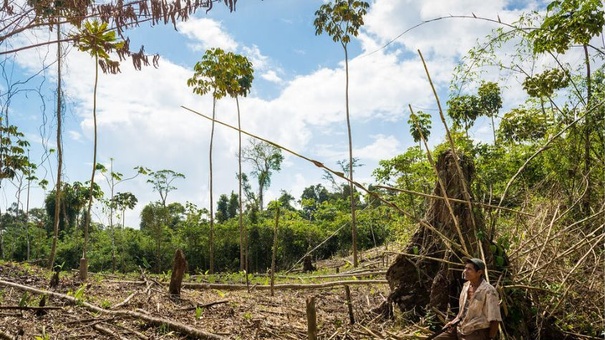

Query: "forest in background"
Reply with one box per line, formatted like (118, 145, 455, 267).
(1, 0, 604, 337)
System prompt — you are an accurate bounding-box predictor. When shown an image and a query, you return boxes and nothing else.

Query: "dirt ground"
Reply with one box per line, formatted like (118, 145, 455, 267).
(0, 255, 429, 339)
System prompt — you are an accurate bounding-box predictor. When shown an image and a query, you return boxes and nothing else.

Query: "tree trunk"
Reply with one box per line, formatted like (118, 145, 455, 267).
(375, 149, 566, 339)
(81, 53, 99, 281)
(49, 22, 63, 271)
(380, 150, 479, 318)
(209, 97, 216, 274)
(169, 249, 188, 298)
(237, 97, 245, 271)
(343, 45, 358, 268)
(302, 255, 316, 272)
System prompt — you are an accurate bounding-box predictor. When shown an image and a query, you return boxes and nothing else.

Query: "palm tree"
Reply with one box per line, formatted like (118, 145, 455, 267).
(314, 0, 369, 267)
(74, 19, 124, 280)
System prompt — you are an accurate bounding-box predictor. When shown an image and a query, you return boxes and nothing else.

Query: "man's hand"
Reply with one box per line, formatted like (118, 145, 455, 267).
(442, 319, 459, 331)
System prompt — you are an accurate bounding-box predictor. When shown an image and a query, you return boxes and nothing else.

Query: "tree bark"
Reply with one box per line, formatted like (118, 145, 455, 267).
(306, 297, 317, 340)
(375, 149, 567, 339)
(49, 22, 63, 271)
(381, 150, 480, 318)
(169, 249, 188, 297)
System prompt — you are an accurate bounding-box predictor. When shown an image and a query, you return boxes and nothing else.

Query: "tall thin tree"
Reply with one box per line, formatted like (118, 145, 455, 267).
(187, 48, 230, 274)
(73, 19, 124, 280)
(49, 22, 63, 270)
(223, 53, 254, 272)
(314, 0, 369, 267)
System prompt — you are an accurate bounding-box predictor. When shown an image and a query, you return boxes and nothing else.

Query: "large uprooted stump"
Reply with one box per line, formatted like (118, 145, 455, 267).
(378, 149, 482, 318)
(373, 149, 566, 339)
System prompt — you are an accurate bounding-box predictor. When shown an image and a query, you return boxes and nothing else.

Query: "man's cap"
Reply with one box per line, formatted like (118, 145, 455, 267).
(465, 258, 486, 271)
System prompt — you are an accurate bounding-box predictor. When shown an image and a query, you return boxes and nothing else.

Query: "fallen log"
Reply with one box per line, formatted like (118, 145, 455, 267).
(0, 279, 225, 340)
(183, 279, 388, 290)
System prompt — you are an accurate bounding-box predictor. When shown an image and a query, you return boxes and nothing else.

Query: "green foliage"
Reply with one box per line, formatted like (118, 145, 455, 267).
(447, 82, 502, 135)
(0, 118, 33, 181)
(242, 140, 284, 210)
(528, 0, 605, 54)
(110, 192, 138, 217)
(501, 109, 550, 144)
(372, 146, 433, 221)
(408, 111, 432, 144)
(314, 0, 370, 46)
(145, 169, 185, 207)
(216, 193, 240, 223)
(447, 94, 481, 132)
(18, 292, 30, 307)
(300, 184, 331, 220)
(100, 299, 112, 309)
(477, 82, 503, 118)
(73, 20, 125, 74)
(34, 326, 50, 340)
(186, 48, 254, 99)
(523, 69, 570, 98)
(67, 284, 86, 305)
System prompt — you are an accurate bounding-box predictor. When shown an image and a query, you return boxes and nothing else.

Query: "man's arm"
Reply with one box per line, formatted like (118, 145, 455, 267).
(488, 320, 499, 339)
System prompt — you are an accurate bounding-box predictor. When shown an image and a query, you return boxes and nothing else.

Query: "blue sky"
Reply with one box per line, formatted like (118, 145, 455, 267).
(1, 0, 556, 227)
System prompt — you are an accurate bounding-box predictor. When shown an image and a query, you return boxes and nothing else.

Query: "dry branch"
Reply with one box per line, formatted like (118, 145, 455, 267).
(257, 270, 387, 280)
(0, 305, 62, 310)
(0, 279, 225, 340)
(345, 285, 355, 325)
(183, 280, 387, 290)
(114, 324, 149, 340)
(111, 290, 138, 309)
(178, 299, 229, 311)
(375, 185, 533, 216)
(0, 330, 12, 340)
(93, 323, 128, 340)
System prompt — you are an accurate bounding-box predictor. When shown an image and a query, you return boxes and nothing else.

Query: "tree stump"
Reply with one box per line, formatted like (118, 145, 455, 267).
(374, 150, 480, 318)
(373, 149, 564, 339)
(169, 249, 188, 298)
(302, 255, 316, 272)
(79, 258, 88, 281)
(49, 271, 59, 289)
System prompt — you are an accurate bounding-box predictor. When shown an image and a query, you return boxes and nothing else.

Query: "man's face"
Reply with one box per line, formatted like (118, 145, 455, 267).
(462, 263, 482, 281)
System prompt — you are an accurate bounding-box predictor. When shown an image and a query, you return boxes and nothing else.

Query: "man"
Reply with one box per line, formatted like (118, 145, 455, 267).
(434, 258, 502, 340)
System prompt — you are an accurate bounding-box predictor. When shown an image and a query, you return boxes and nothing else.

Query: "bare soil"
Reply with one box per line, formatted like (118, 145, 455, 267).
(0, 252, 427, 339)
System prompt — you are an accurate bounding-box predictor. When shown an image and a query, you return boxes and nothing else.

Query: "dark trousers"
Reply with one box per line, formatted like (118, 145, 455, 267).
(433, 327, 490, 340)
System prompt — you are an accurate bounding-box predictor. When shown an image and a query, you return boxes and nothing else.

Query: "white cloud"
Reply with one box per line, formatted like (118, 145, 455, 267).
(241, 45, 268, 70)
(355, 134, 402, 161)
(68, 130, 83, 141)
(177, 18, 238, 51)
(261, 70, 282, 83)
(364, 0, 509, 58)
(3, 0, 550, 228)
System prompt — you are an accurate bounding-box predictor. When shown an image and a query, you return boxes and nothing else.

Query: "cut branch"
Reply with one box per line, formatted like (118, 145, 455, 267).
(0, 279, 225, 340)
(183, 280, 388, 291)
